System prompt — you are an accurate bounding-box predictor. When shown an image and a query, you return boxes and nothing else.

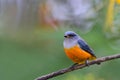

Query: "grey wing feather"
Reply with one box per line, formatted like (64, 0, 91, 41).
(77, 39, 96, 57)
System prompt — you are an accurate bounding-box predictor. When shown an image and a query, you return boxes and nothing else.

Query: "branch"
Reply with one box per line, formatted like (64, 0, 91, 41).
(35, 54, 120, 80)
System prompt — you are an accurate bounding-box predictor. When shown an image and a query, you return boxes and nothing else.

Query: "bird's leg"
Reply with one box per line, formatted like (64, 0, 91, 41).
(85, 59, 89, 66)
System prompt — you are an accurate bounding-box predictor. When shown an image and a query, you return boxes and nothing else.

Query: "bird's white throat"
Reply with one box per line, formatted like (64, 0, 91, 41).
(63, 39, 77, 49)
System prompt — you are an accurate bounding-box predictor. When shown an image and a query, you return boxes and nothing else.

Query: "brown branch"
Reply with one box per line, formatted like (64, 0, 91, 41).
(35, 54, 120, 80)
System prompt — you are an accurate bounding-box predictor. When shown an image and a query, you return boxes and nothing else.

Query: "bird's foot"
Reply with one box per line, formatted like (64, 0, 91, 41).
(85, 60, 89, 66)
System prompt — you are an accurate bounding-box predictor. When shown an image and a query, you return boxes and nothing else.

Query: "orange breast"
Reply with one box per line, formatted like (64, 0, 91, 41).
(64, 45, 96, 64)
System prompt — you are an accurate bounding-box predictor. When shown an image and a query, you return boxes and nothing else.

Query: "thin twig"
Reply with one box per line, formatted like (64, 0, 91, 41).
(35, 54, 120, 80)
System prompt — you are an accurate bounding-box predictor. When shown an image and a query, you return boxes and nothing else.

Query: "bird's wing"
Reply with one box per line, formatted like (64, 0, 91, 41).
(77, 39, 96, 57)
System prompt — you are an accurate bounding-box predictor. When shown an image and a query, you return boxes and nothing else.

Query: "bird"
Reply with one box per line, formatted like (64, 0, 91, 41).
(63, 31, 98, 65)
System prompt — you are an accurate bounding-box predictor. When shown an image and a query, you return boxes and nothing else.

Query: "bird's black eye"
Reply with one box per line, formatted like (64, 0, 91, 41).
(64, 33, 76, 38)
(68, 34, 76, 37)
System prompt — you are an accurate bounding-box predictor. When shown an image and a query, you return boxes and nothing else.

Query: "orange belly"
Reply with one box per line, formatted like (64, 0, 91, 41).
(64, 45, 96, 64)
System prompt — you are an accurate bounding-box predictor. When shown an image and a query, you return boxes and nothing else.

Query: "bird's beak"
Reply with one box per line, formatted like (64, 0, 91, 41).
(64, 35, 69, 38)
(64, 35, 67, 38)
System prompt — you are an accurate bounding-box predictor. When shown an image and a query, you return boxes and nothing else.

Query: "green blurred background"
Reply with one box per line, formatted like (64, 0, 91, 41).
(0, 0, 120, 80)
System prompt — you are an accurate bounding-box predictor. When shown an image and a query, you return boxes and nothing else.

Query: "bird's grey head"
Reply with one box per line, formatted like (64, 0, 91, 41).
(64, 31, 79, 40)
(63, 31, 80, 48)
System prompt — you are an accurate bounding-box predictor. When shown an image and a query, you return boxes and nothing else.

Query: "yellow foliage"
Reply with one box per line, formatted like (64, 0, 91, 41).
(116, 0, 120, 4)
(104, 0, 115, 31)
